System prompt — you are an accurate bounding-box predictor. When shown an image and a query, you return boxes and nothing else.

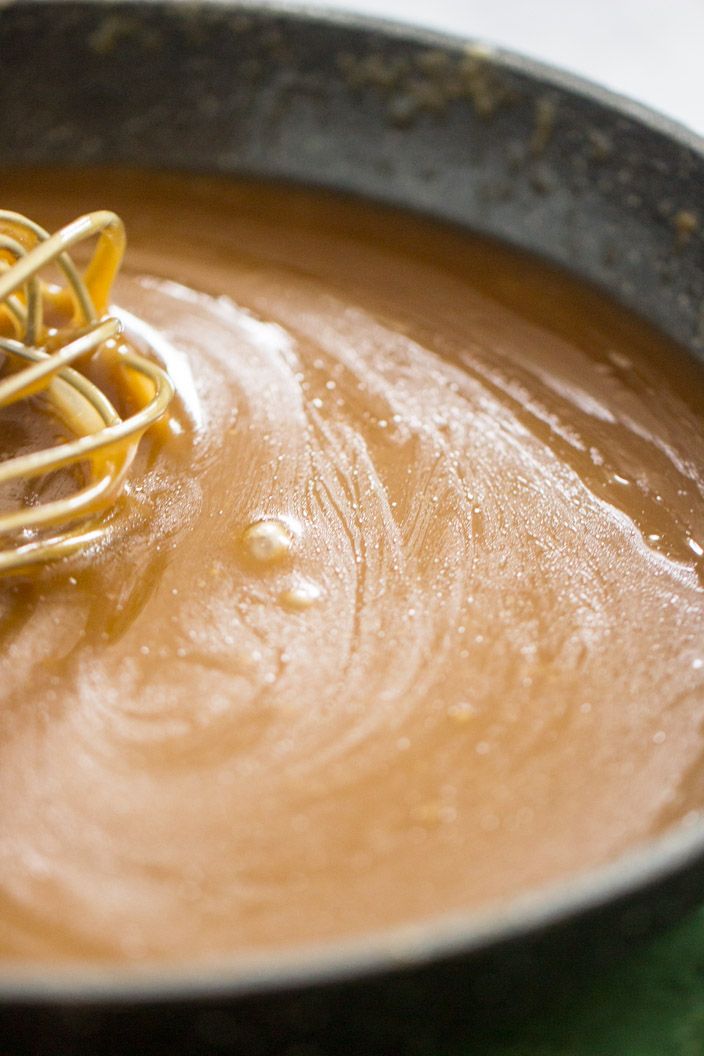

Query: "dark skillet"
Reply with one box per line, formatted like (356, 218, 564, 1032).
(1, 2, 704, 1052)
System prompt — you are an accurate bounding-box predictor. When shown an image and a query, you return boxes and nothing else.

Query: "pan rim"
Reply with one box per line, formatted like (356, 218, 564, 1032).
(2, 0, 704, 1005)
(0, 819, 703, 1003)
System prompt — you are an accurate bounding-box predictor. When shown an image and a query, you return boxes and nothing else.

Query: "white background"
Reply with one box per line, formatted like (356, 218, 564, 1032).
(287, 0, 704, 136)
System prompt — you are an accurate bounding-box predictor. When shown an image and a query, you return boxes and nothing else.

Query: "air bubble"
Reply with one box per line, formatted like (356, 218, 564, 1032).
(448, 702, 476, 724)
(241, 519, 294, 564)
(280, 580, 322, 611)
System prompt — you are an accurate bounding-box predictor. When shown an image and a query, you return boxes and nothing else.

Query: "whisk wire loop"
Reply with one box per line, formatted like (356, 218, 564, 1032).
(0, 209, 175, 575)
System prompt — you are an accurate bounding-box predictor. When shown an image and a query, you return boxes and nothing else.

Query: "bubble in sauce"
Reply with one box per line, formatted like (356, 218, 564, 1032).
(241, 519, 293, 564)
(279, 579, 322, 610)
(447, 701, 477, 724)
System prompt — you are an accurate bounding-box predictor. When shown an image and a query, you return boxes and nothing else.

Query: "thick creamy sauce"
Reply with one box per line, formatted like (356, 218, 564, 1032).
(2, 170, 704, 967)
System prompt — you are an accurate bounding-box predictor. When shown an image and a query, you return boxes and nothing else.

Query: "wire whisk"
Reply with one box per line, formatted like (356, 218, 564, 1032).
(0, 209, 175, 575)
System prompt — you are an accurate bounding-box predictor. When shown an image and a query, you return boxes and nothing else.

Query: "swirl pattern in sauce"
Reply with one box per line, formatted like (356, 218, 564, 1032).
(1, 171, 704, 966)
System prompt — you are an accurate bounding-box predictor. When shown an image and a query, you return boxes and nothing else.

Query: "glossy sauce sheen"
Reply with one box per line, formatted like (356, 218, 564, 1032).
(2, 170, 704, 967)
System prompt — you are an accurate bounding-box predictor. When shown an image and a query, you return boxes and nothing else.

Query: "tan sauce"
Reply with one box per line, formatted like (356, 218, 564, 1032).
(2, 170, 704, 967)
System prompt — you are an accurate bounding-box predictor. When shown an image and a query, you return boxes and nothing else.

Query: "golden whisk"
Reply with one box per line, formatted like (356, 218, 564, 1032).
(0, 210, 175, 575)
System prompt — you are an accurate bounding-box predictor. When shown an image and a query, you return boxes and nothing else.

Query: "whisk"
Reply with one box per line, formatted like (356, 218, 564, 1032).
(0, 209, 175, 575)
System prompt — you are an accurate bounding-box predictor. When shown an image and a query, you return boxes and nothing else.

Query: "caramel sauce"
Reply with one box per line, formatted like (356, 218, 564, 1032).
(1, 170, 704, 967)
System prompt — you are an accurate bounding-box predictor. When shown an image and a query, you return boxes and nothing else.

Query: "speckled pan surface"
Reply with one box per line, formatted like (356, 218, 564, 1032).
(1, 0, 704, 1022)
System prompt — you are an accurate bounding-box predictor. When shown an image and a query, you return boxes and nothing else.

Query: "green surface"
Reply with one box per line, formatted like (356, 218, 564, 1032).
(443, 907, 704, 1056)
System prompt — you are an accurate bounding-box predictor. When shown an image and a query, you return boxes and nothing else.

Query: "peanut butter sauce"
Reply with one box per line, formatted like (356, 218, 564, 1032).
(1, 169, 704, 967)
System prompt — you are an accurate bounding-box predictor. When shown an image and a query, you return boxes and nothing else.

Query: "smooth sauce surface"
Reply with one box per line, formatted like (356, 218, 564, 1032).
(2, 170, 704, 967)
